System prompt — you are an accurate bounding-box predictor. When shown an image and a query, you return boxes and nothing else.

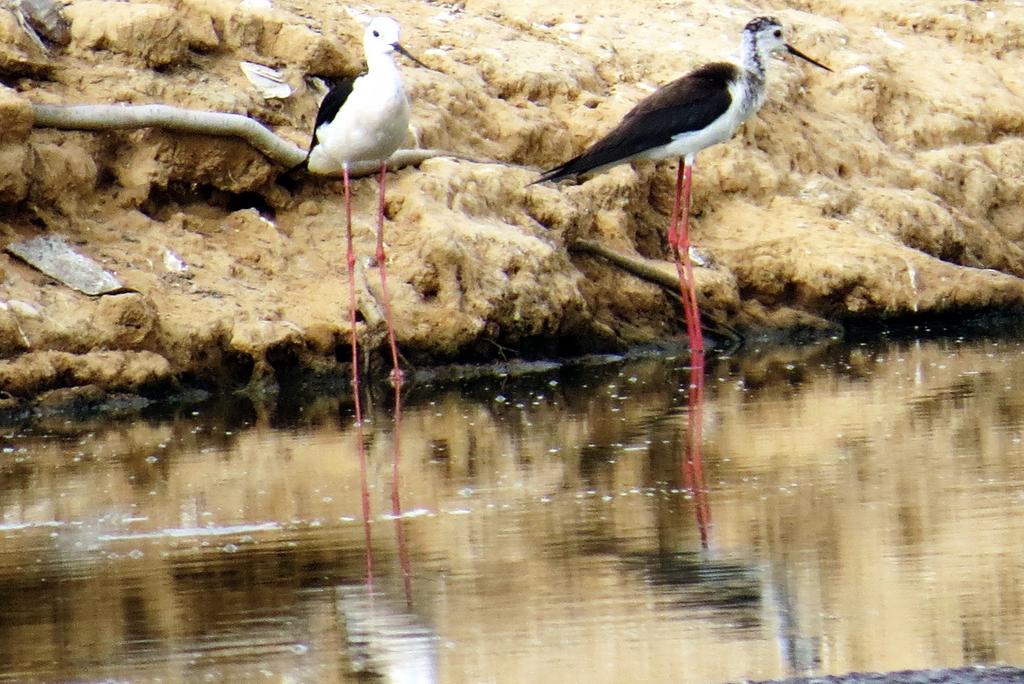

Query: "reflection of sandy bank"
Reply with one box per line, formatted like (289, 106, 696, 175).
(1, 339, 1023, 680)
(710, 338, 1024, 675)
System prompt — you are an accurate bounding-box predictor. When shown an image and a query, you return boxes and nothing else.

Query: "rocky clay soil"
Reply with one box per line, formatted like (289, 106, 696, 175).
(745, 665, 1024, 684)
(0, 0, 1022, 407)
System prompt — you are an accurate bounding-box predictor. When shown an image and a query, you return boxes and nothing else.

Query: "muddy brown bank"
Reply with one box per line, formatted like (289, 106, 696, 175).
(1, 0, 1023, 407)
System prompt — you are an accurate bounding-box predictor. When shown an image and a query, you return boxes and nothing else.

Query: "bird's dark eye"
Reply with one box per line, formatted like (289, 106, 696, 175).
(773, 29, 782, 37)
(372, 30, 380, 37)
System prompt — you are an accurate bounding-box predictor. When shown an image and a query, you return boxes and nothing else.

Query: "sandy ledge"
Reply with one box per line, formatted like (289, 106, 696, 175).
(1, 0, 1022, 403)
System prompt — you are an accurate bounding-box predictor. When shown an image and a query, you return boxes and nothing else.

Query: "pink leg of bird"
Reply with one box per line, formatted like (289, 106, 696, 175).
(343, 167, 374, 588)
(343, 166, 365, 425)
(678, 160, 704, 355)
(668, 159, 704, 355)
(374, 161, 404, 387)
(667, 163, 695, 345)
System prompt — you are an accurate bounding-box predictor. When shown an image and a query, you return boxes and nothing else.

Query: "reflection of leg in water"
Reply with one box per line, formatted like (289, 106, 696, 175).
(357, 415, 374, 591)
(682, 350, 711, 548)
(390, 385, 413, 606)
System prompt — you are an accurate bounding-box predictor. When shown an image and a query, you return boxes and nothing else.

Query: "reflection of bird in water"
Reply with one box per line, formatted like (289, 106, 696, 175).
(294, 16, 426, 387)
(620, 550, 763, 630)
(682, 352, 709, 546)
(336, 586, 438, 682)
(536, 17, 830, 355)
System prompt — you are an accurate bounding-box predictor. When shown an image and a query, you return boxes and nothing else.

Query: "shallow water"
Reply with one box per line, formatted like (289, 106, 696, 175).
(2, 335, 1024, 682)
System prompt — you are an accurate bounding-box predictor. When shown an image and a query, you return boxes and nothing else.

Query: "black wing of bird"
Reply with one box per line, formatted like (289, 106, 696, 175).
(534, 63, 736, 184)
(307, 75, 358, 154)
(284, 75, 359, 175)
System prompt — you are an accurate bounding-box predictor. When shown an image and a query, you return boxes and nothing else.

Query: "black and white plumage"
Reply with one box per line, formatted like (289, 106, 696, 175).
(537, 16, 830, 184)
(536, 17, 830, 356)
(536, 63, 735, 183)
(305, 76, 355, 157)
(305, 17, 425, 174)
(298, 16, 426, 390)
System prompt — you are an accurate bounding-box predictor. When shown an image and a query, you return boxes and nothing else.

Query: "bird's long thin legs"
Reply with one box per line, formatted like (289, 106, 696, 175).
(679, 160, 704, 354)
(668, 159, 704, 355)
(343, 166, 365, 424)
(667, 162, 694, 344)
(374, 162, 404, 386)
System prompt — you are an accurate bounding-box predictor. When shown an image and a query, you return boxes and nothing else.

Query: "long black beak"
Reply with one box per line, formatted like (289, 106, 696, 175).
(394, 43, 428, 69)
(786, 44, 832, 72)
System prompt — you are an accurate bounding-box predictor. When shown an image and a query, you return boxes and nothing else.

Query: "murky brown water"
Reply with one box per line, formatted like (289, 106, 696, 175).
(3, 334, 1024, 682)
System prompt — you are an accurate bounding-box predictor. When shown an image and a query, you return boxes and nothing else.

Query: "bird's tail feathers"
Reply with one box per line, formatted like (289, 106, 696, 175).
(529, 160, 577, 186)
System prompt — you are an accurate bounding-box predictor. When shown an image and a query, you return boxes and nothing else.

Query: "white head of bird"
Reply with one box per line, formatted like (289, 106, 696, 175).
(742, 16, 831, 77)
(363, 16, 426, 69)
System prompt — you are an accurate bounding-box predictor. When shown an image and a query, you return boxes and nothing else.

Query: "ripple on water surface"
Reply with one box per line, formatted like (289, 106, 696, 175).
(1, 337, 1024, 682)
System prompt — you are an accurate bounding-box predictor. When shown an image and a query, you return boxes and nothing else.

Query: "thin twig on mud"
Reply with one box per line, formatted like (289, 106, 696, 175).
(569, 238, 742, 344)
(569, 238, 682, 290)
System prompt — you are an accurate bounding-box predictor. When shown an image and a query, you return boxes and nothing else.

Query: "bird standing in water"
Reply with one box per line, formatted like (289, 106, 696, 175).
(536, 17, 830, 354)
(301, 16, 425, 389)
